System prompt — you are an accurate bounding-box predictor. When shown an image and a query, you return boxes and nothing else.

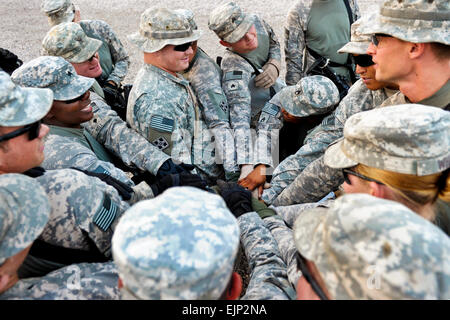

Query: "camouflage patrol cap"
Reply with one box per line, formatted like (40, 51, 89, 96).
(324, 104, 450, 176)
(293, 193, 450, 299)
(208, 2, 255, 43)
(0, 174, 50, 265)
(42, 22, 102, 64)
(129, 7, 202, 53)
(0, 71, 53, 127)
(361, 0, 450, 45)
(11, 56, 94, 101)
(174, 9, 198, 31)
(277, 75, 339, 117)
(41, 0, 75, 27)
(338, 14, 374, 55)
(112, 187, 240, 300)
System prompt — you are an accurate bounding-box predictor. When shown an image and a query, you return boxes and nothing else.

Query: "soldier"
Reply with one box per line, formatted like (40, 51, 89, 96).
(208, 1, 284, 182)
(241, 75, 340, 197)
(112, 186, 295, 300)
(178, 9, 240, 182)
(127, 7, 224, 184)
(284, 0, 359, 87)
(41, 0, 130, 92)
(41, 22, 196, 181)
(267, 0, 449, 207)
(293, 193, 450, 299)
(263, 14, 399, 205)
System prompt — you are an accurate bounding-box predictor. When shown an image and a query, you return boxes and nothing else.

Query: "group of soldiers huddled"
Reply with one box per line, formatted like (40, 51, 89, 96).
(0, 0, 449, 300)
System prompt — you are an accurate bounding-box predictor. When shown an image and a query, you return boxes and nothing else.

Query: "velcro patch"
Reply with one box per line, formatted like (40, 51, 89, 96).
(262, 103, 280, 117)
(224, 71, 243, 81)
(150, 115, 174, 133)
(152, 137, 170, 151)
(93, 195, 118, 231)
(93, 165, 111, 176)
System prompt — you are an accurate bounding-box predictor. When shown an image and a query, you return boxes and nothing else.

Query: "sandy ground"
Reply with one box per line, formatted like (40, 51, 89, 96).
(2, 0, 381, 83)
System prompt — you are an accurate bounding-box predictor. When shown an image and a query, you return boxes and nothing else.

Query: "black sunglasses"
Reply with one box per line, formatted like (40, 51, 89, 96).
(352, 54, 374, 67)
(173, 42, 193, 52)
(371, 34, 392, 47)
(295, 252, 329, 300)
(63, 92, 87, 104)
(0, 120, 42, 143)
(342, 168, 385, 185)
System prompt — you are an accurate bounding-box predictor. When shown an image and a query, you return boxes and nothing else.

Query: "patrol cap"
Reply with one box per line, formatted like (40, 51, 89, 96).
(112, 187, 240, 300)
(293, 193, 450, 299)
(11, 56, 94, 101)
(338, 14, 373, 55)
(0, 174, 51, 265)
(128, 7, 202, 53)
(174, 9, 198, 31)
(42, 22, 102, 64)
(208, 2, 255, 43)
(0, 71, 53, 127)
(41, 0, 75, 27)
(361, 0, 450, 45)
(277, 75, 339, 117)
(324, 104, 450, 176)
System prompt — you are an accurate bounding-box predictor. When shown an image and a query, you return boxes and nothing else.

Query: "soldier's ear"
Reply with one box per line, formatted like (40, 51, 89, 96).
(219, 40, 232, 48)
(408, 42, 426, 59)
(224, 272, 242, 300)
(0, 273, 10, 293)
(118, 277, 123, 289)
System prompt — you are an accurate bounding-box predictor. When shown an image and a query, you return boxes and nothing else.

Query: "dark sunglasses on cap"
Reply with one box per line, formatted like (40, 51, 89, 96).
(371, 33, 393, 47)
(295, 252, 329, 300)
(173, 42, 193, 52)
(0, 120, 42, 143)
(352, 54, 374, 67)
(342, 168, 385, 185)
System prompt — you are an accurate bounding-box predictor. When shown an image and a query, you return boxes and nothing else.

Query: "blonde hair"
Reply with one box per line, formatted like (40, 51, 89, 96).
(355, 164, 450, 219)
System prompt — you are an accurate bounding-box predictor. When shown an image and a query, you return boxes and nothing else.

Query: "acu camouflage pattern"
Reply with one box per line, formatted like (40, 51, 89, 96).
(112, 187, 239, 300)
(220, 15, 281, 165)
(264, 80, 394, 205)
(337, 14, 373, 55)
(208, 1, 255, 43)
(79, 20, 130, 85)
(238, 212, 296, 300)
(360, 0, 450, 45)
(41, 0, 75, 26)
(10, 56, 93, 101)
(128, 7, 202, 53)
(127, 64, 223, 182)
(0, 71, 53, 127)
(1, 262, 119, 300)
(284, 0, 360, 86)
(85, 92, 170, 176)
(0, 174, 50, 265)
(324, 104, 450, 176)
(42, 22, 102, 64)
(182, 47, 239, 174)
(294, 194, 450, 299)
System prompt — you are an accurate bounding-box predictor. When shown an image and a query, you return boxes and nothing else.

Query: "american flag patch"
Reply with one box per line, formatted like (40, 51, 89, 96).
(150, 115, 174, 133)
(262, 103, 280, 117)
(93, 195, 118, 232)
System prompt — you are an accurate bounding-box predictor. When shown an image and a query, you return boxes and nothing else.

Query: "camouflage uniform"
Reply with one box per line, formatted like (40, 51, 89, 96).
(254, 75, 339, 168)
(294, 193, 450, 299)
(112, 187, 240, 300)
(284, 0, 359, 85)
(2, 262, 119, 300)
(209, 2, 283, 166)
(41, 0, 130, 85)
(10, 56, 154, 202)
(127, 8, 223, 183)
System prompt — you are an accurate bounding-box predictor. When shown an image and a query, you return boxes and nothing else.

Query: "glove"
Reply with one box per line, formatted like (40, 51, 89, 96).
(71, 167, 133, 201)
(150, 172, 207, 196)
(102, 82, 127, 121)
(156, 159, 195, 178)
(216, 180, 252, 218)
(251, 197, 276, 219)
(254, 59, 280, 89)
(0, 48, 23, 75)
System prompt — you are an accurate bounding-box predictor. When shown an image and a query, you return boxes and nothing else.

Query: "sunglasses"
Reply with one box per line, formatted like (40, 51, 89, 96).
(0, 120, 42, 143)
(173, 42, 193, 52)
(63, 92, 87, 104)
(342, 168, 385, 185)
(296, 252, 329, 300)
(352, 54, 374, 67)
(371, 34, 392, 47)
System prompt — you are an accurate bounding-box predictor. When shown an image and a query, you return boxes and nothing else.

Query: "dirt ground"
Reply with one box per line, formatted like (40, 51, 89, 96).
(2, 0, 381, 83)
